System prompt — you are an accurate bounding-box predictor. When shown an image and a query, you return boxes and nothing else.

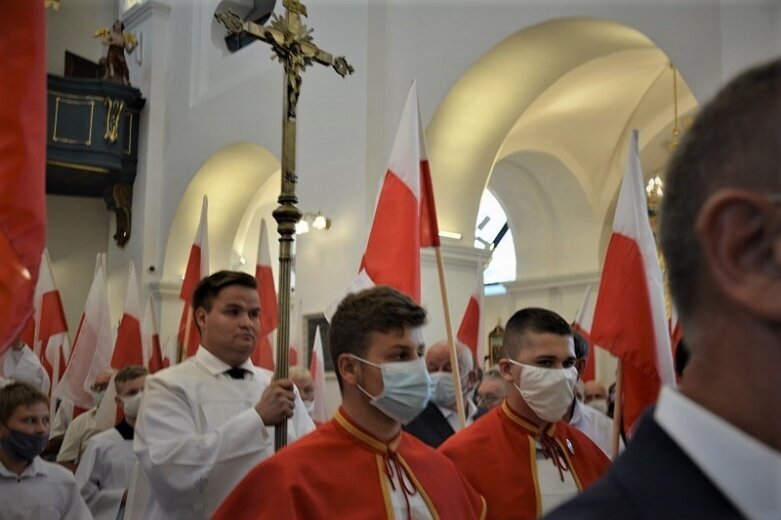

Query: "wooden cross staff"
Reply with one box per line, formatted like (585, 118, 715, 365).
(216, 0, 353, 451)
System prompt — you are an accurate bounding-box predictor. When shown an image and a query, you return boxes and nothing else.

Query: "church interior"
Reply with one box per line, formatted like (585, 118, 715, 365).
(42, 0, 780, 416)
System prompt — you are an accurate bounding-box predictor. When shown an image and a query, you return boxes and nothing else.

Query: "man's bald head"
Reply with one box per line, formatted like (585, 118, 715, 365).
(583, 381, 607, 404)
(425, 340, 473, 376)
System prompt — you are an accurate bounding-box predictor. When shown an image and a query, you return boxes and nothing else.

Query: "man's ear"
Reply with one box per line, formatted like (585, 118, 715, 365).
(338, 354, 360, 387)
(575, 358, 586, 379)
(498, 359, 515, 384)
(697, 190, 781, 320)
(194, 307, 207, 332)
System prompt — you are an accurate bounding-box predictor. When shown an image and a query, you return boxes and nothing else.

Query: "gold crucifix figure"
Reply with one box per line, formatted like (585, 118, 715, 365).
(216, 1, 353, 450)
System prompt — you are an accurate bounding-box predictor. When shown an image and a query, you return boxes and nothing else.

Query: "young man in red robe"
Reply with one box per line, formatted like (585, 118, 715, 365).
(439, 308, 610, 519)
(215, 286, 487, 519)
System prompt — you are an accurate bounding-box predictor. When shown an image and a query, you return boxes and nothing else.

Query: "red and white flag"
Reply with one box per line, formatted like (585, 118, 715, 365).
(56, 254, 113, 410)
(590, 130, 676, 435)
(0, 1, 46, 354)
(111, 262, 144, 369)
(572, 283, 597, 382)
(251, 219, 277, 370)
(309, 326, 327, 424)
(161, 336, 174, 369)
(327, 82, 440, 318)
(25, 250, 70, 393)
(142, 298, 164, 373)
(179, 196, 209, 358)
(456, 264, 485, 367)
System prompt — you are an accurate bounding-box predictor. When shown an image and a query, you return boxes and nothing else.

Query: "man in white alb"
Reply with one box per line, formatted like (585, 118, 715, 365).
(130, 270, 315, 519)
(2, 337, 50, 394)
(75, 365, 147, 520)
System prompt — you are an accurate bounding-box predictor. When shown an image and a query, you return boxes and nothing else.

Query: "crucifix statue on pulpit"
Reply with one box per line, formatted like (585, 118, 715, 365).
(216, 1, 353, 450)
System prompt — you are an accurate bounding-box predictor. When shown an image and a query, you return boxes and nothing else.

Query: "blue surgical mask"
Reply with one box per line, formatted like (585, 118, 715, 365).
(429, 371, 468, 408)
(352, 356, 431, 425)
(1, 429, 48, 461)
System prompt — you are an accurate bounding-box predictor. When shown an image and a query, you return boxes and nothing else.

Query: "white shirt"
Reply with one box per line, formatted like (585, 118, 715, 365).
(436, 399, 478, 433)
(129, 346, 315, 519)
(0, 456, 93, 520)
(75, 425, 136, 520)
(655, 386, 781, 520)
(536, 441, 579, 515)
(3, 345, 50, 394)
(386, 459, 433, 519)
(57, 407, 100, 464)
(569, 400, 624, 457)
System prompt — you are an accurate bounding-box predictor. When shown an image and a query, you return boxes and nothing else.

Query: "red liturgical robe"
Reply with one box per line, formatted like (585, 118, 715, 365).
(439, 401, 610, 520)
(214, 408, 487, 519)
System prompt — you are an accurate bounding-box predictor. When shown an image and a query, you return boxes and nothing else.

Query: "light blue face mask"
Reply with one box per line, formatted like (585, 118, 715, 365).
(352, 355, 432, 425)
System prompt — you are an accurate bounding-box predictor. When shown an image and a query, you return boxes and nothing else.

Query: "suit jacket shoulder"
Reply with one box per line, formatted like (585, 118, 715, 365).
(545, 411, 742, 520)
(403, 401, 455, 448)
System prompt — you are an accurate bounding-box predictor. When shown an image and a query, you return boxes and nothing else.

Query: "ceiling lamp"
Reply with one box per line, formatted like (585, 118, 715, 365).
(296, 211, 331, 235)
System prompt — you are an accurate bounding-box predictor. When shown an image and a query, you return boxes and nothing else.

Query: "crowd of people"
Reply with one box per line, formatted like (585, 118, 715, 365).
(1, 56, 779, 520)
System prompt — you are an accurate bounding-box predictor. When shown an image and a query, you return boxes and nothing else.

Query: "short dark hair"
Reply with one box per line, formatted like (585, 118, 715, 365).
(660, 58, 781, 319)
(328, 286, 426, 388)
(0, 383, 49, 425)
(573, 331, 588, 360)
(502, 307, 572, 358)
(192, 270, 257, 312)
(114, 365, 148, 390)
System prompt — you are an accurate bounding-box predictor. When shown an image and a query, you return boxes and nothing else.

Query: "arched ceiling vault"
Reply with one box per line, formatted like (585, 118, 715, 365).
(426, 17, 697, 247)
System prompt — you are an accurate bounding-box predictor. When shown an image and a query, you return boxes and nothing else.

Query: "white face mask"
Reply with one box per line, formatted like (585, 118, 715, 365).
(587, 398, 608, 415)
(121, 392, 143, 418)
(352, 356, 431, 425)
(429, 371, 468, 408)
(508, 359, 578, 423)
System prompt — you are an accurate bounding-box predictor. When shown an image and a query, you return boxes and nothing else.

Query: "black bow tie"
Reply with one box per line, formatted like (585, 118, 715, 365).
(225, 367, 249, 380)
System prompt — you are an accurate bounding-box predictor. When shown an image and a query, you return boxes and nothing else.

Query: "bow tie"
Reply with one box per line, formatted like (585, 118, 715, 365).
(225, 367, 250, 380)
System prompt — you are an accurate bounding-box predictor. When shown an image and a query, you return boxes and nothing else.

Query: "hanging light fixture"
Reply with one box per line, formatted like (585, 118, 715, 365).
(295, 211, 331, 235)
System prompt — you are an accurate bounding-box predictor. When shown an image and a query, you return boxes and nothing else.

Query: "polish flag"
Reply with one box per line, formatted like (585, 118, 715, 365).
(56, 254, 114, 410)
(590, 130, 676, 435)
(142, 298, 164, 373)
(0, 1, 46, 354)
(309, 326, 327, 424)
(161, 336, 174, 369)
(179, 196, 209, 358)
(456, 264, 485, 367)
(251, 219, 278, 370)
(111, 262, 144, 369)
(571, 284, 597, 382)
(327, 82, 439, 317)
(25, 250, 70, 395)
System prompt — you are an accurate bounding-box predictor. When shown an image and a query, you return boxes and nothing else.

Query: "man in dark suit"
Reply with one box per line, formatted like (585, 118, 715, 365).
(547, 58, 781, 520)
(404, 340, 478, 447)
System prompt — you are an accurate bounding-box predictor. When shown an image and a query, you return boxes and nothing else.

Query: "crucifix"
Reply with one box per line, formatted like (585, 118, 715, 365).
(216, 1, 353, 450)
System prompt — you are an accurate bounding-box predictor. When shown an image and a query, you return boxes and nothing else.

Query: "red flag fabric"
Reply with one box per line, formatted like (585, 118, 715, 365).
(456, 264, 485, 367)
(252, 219, 278, 369)
(309, 326, 327, 424)
(289, 300, 303, 368)
(590, 130, 676, 435)
(178, 196, 209, 358)
(572, 284, 597, 382)
(111, 263, 144, 369)
(329, 83, 440, 318)
(56, 254, 113, 410)
(142, 299, 164, 373)
(0, 1, 47, 354)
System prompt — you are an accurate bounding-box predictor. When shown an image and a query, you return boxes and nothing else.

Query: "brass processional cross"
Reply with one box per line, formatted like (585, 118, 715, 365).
(216, 1, 353, 450)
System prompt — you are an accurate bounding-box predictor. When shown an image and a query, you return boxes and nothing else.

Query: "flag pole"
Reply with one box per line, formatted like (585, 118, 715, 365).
(434, 246, 467, 429)
(611, 359, 624, 460)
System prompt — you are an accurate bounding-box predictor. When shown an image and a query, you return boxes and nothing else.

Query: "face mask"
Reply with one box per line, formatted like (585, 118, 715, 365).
(587, 398, 608, 415)
(304, 400, 315, 415)
(93, 390, 106, 408)
(1, 429, 48, 461)
(508, 359, 578, 423)
(352, 356, 431, 425)
(121, 393, 143, 418)
(429, 371, 469, 408)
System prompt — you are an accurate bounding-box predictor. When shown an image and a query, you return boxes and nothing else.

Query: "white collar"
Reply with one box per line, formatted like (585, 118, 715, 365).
(194, 346, 254, 377)
(437, 399, 477, 421)
(0, 456, 47, 480)
(655, 386, 781, 520)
